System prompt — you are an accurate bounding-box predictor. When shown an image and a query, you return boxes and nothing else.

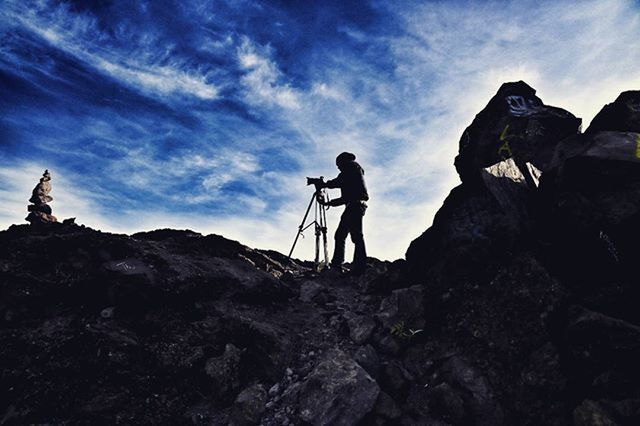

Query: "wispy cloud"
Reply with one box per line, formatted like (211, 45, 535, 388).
(2, 0, 220, 101)
(237, 37, 301, 109)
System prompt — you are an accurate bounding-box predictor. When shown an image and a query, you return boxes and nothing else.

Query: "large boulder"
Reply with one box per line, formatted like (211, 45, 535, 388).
(231, 384, 267, 426)
(409, 83, 580, 281)
(565, 306, 640, 378)
(480, 157, 539, 225)
(539, 129, 640, 314)
(454, 81, 581, 184)
(586, 90, 640, 133)
(437, 356, 504, 426)
(345, 313, 376, 345)
(543, 131, 640, 231)
(376, 285, 425, 331)
(573, 400, 619, 426)
(354, 344, 380, 379)
(405, 83, 640, 425)
(296, 349, 379, 425)
(407, 82, 577, 280)
(205, 343, 242, 400)
(403, 251, 567, 425)
(481, 158, 529, 198)
(515, 343, 566, 425)
(373, 391, 401, 420)
(406, 183, 521, 282)
(404, 356, 504, 426)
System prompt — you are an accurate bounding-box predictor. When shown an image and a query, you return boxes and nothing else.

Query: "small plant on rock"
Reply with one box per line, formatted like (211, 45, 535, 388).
(390, 321, 423, 339)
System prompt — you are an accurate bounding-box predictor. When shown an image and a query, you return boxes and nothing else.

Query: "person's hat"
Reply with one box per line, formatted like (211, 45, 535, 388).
(336, 152, 356, 165)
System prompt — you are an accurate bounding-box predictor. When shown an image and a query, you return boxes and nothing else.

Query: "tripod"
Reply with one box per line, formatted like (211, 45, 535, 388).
(288, 188, 330, 268)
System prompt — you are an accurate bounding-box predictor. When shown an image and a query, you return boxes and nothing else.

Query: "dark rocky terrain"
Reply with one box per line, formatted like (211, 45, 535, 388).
(1, 81, 640, 425)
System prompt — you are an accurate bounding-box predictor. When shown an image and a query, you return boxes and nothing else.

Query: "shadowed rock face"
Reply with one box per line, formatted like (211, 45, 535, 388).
(2, 82, 640, 425)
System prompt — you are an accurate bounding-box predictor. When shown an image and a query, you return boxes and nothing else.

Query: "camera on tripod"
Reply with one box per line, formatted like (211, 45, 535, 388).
(306, 176, 325, 190)
(288, 176, 330, 267)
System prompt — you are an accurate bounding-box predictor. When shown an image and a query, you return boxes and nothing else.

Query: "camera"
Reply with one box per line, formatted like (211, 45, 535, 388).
(306, 176, 325, 189)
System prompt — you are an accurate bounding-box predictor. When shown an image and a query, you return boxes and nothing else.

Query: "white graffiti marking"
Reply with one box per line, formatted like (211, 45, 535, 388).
(599, 231, 619, 263)
(115, 262, 135, 271)
(506, 95, 536, 117)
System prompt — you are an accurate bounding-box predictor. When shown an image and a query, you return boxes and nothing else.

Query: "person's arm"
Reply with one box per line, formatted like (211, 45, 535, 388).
(323, 172, 343, 189)
(328, 197, 345, 206)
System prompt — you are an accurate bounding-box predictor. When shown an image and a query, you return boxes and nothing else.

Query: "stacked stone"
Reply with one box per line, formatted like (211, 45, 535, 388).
(26, 169, 58, 225)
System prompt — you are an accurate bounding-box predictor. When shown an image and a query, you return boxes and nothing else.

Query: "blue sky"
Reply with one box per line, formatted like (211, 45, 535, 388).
(1, 0, 640, 260)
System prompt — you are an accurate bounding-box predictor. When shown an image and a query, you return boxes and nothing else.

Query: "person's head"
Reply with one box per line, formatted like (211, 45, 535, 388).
(336, 152, 356, 171)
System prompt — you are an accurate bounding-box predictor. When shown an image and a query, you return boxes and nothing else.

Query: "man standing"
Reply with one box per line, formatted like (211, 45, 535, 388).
(320, 152, 369, 275)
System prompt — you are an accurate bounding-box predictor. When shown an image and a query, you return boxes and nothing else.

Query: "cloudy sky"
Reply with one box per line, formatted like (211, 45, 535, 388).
(1, 0, 640, 260)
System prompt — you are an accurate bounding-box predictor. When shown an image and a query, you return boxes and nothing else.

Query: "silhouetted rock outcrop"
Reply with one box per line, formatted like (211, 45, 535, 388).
(454, 81, 581, 184)
(586, 90, 640, 133)
(25, 169, 58, 225)
(406, 82, 640, 425)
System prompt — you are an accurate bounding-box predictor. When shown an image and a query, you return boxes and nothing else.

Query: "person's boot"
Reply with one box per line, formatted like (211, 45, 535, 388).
(322, 263, 346, 278)
(331, 243, 345, 267)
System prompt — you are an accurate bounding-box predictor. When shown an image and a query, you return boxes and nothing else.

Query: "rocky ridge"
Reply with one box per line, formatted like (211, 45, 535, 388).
(1, 82, 640, 425)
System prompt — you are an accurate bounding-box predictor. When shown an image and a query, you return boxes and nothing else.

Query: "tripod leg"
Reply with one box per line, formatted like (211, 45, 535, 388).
(314, 200, 321, 264)
(315, 229, 320, 264)
(288, 193, 316, 259)
(321, 205, 329, 265)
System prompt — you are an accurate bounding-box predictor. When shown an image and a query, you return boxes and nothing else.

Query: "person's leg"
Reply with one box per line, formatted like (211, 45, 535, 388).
(331, 210, 349, 268)
(349, 204, 367, 272)
(344, 204, 367, 271)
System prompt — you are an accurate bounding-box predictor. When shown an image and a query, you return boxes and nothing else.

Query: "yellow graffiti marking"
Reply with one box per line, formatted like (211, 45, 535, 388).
(497, 124, 513, 159)
(500, 124, 511, 141)
(497, 141, 512, 159)
(636, 134, 640, 159)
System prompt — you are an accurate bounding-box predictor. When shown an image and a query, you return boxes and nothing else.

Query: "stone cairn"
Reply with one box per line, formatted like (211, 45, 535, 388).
(26, 169, 58, 225)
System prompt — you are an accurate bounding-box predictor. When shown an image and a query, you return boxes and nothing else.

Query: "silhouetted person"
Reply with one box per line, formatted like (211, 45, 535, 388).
(320, 152, 369, 274)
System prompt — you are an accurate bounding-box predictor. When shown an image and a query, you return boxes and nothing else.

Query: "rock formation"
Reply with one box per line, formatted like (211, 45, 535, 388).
(1, 82, 640, 425)
(585, 90, 640, 134)
(454, 81, 581, 184)
(406, 84, 640, 425)
(25, 169, 58, 225)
